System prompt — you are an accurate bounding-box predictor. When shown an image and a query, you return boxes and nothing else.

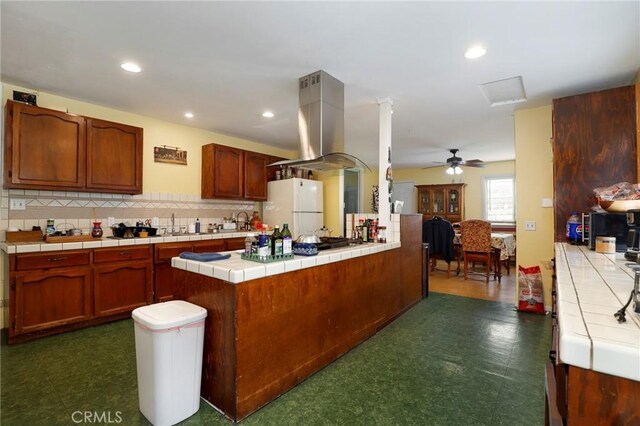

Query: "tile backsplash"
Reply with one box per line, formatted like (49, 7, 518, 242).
(1, 189, 258, 240)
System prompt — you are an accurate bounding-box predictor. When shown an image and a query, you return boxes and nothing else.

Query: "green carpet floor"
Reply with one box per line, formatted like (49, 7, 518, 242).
(1, 293, 550, 425)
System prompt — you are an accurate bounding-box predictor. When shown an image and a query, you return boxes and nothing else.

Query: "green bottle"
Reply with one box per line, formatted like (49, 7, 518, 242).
(271, 226, 283, 256)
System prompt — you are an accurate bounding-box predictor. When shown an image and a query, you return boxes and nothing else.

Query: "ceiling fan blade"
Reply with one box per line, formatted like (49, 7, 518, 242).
(463, 162, 487, 168)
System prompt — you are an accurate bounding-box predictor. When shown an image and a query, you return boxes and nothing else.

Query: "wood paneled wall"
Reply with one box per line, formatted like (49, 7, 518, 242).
(552, 85, 637, 242)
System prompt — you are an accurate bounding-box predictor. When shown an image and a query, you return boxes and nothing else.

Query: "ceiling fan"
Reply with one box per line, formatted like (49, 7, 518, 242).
(426, 149, 486, 174)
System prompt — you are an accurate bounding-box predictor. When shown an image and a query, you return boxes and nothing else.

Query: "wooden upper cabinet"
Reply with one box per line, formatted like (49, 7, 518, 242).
(4, 100, 86, 189)
(86, 118, 143, 194)
(202, 143, 270, 200)
(3, 100, 144, 194)
(244, 151, 269, 200)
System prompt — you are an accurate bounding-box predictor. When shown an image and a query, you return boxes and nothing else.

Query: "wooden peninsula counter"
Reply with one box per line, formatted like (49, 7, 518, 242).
(171, 214, 425, 421)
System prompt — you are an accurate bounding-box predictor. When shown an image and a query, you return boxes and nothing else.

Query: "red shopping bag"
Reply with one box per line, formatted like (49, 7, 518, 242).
(517, 265, 545, 314)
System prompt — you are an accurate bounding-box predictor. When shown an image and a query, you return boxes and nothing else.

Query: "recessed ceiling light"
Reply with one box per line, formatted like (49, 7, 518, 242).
(120, 62, 142, 73)
(262, 111, 274, 118)
(184, 112, 194, 119)
(464, 46, 486, 59)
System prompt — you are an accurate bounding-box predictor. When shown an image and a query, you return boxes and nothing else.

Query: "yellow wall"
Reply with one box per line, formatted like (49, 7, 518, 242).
(393, 161, 515, 220)
(514, 105, 555, 309)
(316, 170, 342, 235)
(1, 83, 296, 195)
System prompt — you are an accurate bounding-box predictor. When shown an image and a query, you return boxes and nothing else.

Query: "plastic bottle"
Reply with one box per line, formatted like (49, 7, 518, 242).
(281, 224, 293, 255)
(566, 212, 582, 245)
(258, 230, 270, 257)
(195, 218, 201, 234)
(244, 233, 254, 255)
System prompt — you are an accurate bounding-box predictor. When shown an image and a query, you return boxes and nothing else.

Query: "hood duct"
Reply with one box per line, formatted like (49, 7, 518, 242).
(269, 70, 370, 172)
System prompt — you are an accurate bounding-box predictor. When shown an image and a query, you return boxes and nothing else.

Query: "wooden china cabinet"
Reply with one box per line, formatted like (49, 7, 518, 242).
(416, 183, 465, 223)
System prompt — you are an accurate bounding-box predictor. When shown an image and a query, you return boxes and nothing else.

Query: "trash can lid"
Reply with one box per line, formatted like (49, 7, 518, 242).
(132, 300, 207, 330)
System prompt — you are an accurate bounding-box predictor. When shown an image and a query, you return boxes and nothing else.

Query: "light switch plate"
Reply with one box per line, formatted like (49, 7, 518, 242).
(152, 217, 159, 227)
(525, 221, 536, 231)
(541, 198, 553, 208)
(10, 199, 26, 210)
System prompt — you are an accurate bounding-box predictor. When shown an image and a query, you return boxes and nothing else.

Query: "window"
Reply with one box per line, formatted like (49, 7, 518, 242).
(484, 176, 515, 222)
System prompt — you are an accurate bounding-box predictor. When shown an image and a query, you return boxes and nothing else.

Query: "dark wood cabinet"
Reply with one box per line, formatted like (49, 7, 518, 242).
(202, 143, 272, 200)
(93, 261, 152, 318)
(86, 118, 143, 194)
(244, 151, 269, 200)
(153, 238, 238, 303)
(202, 144, 244, 199)
(4, 100, 86, 189)
(416, 183, 465, 223)
(3, 100, 143, 194)
(13, 267, 92, 335)
(552, 85, 637, 242)
(93, 245, 152, 317)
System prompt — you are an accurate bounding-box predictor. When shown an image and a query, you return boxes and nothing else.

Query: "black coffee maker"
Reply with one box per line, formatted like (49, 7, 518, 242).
(624, 209, 640, 260)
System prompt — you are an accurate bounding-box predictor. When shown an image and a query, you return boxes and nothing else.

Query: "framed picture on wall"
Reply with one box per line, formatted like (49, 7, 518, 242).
(154, 145, 187, 165)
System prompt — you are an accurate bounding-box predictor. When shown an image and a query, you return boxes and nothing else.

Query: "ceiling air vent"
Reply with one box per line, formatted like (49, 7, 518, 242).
(479, 76, 527, 106)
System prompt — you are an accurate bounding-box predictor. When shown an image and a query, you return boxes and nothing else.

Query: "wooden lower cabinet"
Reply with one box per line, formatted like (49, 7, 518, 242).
(13, 267, 92, 335)
(153, 238, 236, 303)
(7, 236, 267, 343)
(93, 262, 152, 317)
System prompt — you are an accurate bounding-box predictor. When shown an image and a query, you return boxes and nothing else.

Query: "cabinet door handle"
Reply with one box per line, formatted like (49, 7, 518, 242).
(119, 252, 132, 256)
(47, 257, 68, 262)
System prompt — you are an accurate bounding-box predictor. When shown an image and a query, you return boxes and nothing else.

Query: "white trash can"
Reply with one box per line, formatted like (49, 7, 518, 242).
(132, 300, 207, 426)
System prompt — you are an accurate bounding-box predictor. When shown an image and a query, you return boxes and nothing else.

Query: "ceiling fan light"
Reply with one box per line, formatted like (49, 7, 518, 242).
(446, 167, 455, 175)
(454, 166, 463, 175)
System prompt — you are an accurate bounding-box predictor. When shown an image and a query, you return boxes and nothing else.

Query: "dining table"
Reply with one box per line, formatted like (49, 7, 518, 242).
(453, 232, 516, 274)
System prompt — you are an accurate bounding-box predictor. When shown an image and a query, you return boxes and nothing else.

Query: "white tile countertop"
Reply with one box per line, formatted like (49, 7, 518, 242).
(555, 243, 640, 381)
(171, 241, 402, 284)
(0, 231, 259, 254)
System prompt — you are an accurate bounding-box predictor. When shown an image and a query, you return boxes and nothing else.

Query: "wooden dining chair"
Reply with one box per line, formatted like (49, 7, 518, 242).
(460, 219, 501, 283)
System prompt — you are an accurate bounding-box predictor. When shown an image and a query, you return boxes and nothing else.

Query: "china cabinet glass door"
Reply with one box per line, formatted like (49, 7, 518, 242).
(433, 190, 445, 214)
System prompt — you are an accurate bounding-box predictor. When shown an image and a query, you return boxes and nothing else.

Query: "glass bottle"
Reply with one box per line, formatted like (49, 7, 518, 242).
(91, 222, 103, 238)
(271, 226, 283, 256)
(281, 223, 293, 255)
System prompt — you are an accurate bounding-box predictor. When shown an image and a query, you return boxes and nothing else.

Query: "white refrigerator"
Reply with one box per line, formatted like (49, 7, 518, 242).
(263, 178, 324, 238)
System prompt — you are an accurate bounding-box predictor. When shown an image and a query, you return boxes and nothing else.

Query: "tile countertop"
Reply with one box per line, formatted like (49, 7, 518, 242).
(0, 231, 261, 254)
(555, 243, 640, 381)
(171, 241, 402, 284)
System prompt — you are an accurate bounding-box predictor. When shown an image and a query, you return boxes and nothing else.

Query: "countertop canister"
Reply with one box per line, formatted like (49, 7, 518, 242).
(595, 236, 616, 254)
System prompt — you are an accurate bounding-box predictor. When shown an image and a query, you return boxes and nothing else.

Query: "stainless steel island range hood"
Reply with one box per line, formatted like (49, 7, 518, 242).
(270, 70, 370, 172)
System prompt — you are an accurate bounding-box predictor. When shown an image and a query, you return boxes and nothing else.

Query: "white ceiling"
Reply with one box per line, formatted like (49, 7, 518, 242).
(1, 1, 639, 169)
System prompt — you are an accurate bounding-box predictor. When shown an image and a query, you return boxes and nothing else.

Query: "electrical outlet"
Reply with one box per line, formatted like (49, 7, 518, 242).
(525, 221, 536, 231)
(152, 217, 159, 227)
(10, 199, 26, 210)
(107, 217, 116, 227)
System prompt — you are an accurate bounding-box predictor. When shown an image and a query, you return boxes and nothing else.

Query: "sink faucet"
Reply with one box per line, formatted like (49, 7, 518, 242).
(235, 211, 250, 230)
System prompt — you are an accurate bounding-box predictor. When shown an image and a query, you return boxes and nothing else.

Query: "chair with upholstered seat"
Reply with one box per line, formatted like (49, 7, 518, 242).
(460, 219, 501, 283)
